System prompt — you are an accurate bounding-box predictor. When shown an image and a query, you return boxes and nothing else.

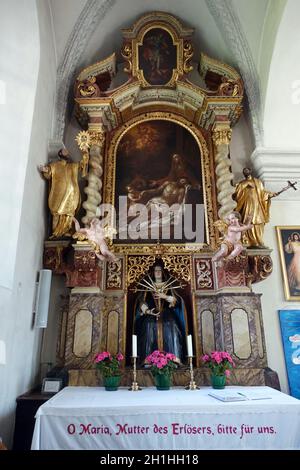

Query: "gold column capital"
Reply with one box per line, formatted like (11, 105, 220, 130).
(75, 129, 105, 151)
(89, 130, 105, 147)
(212, 122, 232, 146)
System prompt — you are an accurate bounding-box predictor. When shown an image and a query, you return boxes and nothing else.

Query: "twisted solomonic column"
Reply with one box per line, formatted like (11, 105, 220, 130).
(212, 122, 237, 219)
(75, 130, 105, 225)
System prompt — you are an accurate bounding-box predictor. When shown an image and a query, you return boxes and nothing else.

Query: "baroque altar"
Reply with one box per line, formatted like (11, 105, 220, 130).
(43, 12, 277, 388)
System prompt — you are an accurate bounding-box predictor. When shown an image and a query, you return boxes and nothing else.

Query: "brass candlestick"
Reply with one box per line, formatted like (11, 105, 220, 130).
(185, 356, 200, 390)
(129, 356, 142, 391)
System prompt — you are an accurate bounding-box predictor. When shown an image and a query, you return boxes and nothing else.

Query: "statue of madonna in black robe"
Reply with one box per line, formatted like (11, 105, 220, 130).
(133, 265, 187, 364)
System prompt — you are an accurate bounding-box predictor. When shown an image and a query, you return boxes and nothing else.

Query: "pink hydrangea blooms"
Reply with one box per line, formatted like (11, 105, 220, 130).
(94, 351, 124, 377)
(146, 350, 178, 376)
(202, 351, 235, 377)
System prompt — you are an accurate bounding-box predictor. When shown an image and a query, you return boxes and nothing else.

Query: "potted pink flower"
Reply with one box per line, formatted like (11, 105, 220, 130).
(202, 351, 235, 389)
(94, 351, 124, 390)
(145, 350, 178, 390)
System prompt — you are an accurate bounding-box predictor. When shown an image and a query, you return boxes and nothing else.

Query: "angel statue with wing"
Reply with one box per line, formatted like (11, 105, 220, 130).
(212, 212, 253, 263)
(72, 217, 117, 262)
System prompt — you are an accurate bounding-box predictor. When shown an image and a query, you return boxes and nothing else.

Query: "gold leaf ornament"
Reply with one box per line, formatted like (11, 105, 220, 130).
(75, 131, 91, 151)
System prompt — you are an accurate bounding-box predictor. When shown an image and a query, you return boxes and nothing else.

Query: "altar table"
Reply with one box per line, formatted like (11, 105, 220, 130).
(31, 386, 300, 450)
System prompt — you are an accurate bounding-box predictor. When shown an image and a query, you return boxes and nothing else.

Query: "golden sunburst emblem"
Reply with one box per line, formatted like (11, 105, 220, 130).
(75, 131, 91, 151)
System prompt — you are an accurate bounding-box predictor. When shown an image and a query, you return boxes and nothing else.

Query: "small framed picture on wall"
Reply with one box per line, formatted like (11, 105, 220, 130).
(41, 378, 62, 394)
(276, 226, 300, 301)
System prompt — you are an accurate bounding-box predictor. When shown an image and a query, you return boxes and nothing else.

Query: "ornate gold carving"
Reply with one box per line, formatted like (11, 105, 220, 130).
(127, 255, 156, 286)
(183, 41, 193, 73)
(112, 244, 205, 255)
(75, 130, 105, 152)
(75, 75, 243, 135)
(89, 131, 105, 146)
(161, 255, 191, 282)
(195, 259, 213, 289)
(248, 254, 273, 284)
(212, 128, 232, 146)
(75, 130, 92, 151)
(106, 259, 123, 289)
(121, 13, 195, 88)
(104, 111, 216, 253)
(77, 76, 99, 97)
(121, 43, 132, 73)
(217, 78, 243, 97)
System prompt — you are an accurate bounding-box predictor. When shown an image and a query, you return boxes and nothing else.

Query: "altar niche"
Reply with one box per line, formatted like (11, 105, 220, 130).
(126, 259, 194, 367)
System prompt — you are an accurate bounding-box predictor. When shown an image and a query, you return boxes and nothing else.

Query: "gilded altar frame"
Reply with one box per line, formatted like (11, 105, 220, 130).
(103, 111, 217, 255)
(47, 12, 275, 385)
(122, 12, 194, 88)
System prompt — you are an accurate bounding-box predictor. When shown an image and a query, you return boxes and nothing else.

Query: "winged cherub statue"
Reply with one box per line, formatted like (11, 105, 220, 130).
(72, 217, 117, 262)
(212, 212, 253, 263)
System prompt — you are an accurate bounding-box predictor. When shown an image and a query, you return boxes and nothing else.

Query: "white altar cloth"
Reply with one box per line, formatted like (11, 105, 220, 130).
(31, 386, 300, 450)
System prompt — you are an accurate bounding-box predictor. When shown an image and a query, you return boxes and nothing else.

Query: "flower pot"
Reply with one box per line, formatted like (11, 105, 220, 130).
(103, 375, 121, 391)
(154, 374, 171, 390)
(211, 374, 226, 389)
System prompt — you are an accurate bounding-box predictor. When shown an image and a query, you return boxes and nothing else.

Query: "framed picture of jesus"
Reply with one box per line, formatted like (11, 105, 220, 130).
(276, 226, 300, 301)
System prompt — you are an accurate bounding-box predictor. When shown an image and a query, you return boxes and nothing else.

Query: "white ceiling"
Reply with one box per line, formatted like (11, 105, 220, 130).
(49, 0, 268, 70)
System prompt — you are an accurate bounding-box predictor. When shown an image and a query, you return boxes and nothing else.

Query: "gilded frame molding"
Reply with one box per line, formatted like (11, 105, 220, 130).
(103, 111, 216, 255)
(133, 23, 182, 88)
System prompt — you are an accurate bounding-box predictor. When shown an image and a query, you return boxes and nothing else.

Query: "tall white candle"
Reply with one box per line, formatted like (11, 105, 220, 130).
(132, 334, 137, 357)
(187, 335, 193, 357)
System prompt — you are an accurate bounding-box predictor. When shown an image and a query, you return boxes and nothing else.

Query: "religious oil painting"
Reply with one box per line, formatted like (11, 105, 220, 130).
(138, 28, 177, 85)
(115, 120, 205, 245)
(276, 226, 300, 301)
(279, 309, 300, 399)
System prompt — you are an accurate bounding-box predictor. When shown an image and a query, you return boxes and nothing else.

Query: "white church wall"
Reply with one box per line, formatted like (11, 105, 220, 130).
(230, 112, 256, 183)
(0, 1, 40, 289)
(0, 0, 57, 447)
(252, 200, 300, 394)
(263, 0, 300, 148)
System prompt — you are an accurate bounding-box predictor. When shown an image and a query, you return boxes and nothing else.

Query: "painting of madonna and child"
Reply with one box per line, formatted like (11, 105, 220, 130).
(114, 120, 206, 245)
